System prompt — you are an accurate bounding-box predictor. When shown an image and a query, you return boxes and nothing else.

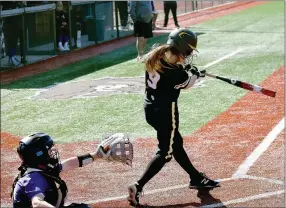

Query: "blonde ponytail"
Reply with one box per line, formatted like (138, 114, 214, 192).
(144, 44, 183, 74)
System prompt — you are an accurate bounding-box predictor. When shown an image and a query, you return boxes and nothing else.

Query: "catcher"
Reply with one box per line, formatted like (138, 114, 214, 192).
(11, 132, 133, 208)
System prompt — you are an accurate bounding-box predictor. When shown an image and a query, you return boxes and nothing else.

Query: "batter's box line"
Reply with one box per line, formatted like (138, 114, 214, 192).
(82, 177, 234, 205)
(67, 177, 281, 206)
(242, 174, 284, 185)
(201, 190, 285, 208)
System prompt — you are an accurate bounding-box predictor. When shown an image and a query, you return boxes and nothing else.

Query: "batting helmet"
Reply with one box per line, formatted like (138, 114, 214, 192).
(17, 133, 60, 171)
(167, 28, 198, 57)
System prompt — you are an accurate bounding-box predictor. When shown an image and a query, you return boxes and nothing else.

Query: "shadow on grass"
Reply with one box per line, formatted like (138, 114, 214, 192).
(2, 32, 204, 90)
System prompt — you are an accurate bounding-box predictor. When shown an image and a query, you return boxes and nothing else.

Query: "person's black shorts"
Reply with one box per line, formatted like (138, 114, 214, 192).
(134, 20, 153, 38)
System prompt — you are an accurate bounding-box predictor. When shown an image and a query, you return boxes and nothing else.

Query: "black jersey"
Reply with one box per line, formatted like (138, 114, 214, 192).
(145, 59, 191, 104)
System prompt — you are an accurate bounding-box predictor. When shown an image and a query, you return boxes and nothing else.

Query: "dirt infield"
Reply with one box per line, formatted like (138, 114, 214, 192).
(1, 132, 21, 149)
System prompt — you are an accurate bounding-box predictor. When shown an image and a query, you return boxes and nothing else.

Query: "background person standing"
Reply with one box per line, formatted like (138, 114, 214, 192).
(71, 6, 84, 48)
(163, 1, 180, 28)
(55, 1, 70, 51)
(129, 1, 153, 61)
(151, 1, 158, 30)
(1, 1, 25, 67)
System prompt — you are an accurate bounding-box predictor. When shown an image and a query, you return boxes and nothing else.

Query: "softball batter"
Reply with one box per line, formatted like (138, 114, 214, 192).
(128, 28, 220, 206)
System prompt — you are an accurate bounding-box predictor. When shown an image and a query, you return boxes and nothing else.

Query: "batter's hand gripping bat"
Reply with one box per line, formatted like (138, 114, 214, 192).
(205, 72, 276, 98)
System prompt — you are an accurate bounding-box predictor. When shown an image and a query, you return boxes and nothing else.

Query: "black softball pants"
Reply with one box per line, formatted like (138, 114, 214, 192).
(137, 102, 200, 188)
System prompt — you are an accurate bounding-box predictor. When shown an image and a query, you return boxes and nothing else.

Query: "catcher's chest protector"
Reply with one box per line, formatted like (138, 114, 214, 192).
(41, 172, 68, 207)
(12, 171, 68, 208)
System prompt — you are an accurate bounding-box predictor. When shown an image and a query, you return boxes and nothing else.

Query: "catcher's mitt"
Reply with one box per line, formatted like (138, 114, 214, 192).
(96, 133, 133, 166)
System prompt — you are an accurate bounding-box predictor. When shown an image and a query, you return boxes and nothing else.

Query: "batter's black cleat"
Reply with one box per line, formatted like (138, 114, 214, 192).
(127, 182, 143, 207)
(189, 172, 220, 189)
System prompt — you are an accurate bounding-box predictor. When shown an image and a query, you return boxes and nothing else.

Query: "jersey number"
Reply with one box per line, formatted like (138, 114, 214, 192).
(147, 71, 160, 89)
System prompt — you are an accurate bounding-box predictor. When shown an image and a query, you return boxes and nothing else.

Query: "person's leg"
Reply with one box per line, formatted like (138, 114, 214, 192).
(163, 4, 171, 27)
(128, 103, 174, 205)
(137, 153, 167, 188)
(57, 35, 65, 51)
(63, 34, 70, 50)
(3, 21, 19, 66)
(135, 21, 148, 60)
(172, 124, 219, 188)
(152, 12, 158, 29)
(3, 29, 13, 59)
(170, 3, 179, 27)
(138, 103, 175, 187)
(140, 20, 153, 58)
(10, 16, 21, 63)
(133, 21, 142, 60)
(141, 38, 147, 53)
(172, 131, 200, 177)
(136, 37, 145, 60)
(151, 1, 158, 29)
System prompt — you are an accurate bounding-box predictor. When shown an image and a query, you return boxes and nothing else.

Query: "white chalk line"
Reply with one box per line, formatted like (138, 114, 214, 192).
(201, 190, 285, 208)
(232, 118, 285, 178)
(83, 178, 234, 204)
(203, 48, 244, 69)
(83, 174, 284, 205)
(87, 174, 280, 203)
(244, 175, 284, 185)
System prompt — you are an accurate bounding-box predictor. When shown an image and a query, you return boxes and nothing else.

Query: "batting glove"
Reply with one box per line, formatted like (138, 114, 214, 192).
(190, 66, 206, 78)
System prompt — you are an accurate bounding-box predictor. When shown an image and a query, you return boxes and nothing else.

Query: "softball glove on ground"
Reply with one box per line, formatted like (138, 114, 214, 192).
(96, 133, 133, 166)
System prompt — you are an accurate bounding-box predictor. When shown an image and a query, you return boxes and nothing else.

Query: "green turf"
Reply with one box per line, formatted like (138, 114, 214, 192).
(1, 1, 284, 143)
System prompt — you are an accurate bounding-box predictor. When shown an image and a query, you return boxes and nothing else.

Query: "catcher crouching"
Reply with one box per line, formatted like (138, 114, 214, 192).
(11, 132, 133, 208)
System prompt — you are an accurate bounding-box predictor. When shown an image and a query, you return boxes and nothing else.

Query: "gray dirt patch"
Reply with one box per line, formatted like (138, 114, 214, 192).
(33, 77, 145, 100)
(31, 77, 206, 100)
